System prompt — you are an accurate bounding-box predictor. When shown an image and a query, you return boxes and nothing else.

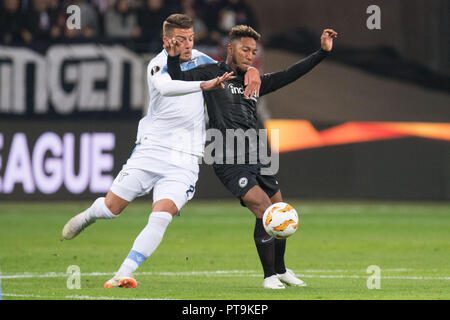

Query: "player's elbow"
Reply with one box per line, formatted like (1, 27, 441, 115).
(154, 83, 176, 97)
(158, 88, 176, 97)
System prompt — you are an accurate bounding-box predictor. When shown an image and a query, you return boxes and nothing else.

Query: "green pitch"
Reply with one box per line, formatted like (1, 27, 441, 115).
(0, 200, 449, 300)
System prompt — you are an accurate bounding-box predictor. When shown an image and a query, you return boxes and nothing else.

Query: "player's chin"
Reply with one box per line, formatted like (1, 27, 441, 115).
(238, 64, 250, 73)
(181, 52, 192, 62)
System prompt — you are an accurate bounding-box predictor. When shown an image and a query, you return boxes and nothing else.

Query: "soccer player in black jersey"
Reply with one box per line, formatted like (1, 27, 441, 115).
(166, 25, 337, 289)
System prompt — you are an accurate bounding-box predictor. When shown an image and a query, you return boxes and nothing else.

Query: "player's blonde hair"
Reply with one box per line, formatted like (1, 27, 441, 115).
(163, 14, 194, 37)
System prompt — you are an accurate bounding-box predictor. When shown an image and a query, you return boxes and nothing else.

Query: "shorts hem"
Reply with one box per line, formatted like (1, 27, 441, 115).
(110, 184, 140, 202)
(153, 193, 187, 212)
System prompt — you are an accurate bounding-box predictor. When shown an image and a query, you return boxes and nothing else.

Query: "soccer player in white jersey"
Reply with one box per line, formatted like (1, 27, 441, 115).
(61, 14, 260, 288)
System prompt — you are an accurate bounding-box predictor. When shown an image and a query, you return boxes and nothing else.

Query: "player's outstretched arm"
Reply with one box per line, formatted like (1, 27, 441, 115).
(151, 71, 234, 97)
(148, 36, 223, 96)
(166, 37, 217, 81)
(151, 37, 233, 96)
(165, 37, 259, 96)
(166, 53, 216, 82)
(259, 29, 337, 96)
(200, 72, 235, 91)
(150, 67, 204, 97)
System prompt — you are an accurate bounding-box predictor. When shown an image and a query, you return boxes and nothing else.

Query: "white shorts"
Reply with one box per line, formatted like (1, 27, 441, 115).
(110, 144, 200, 211)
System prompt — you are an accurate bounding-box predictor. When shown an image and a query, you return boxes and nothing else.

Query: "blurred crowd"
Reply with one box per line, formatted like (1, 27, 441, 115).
(0, 0, 259, 51)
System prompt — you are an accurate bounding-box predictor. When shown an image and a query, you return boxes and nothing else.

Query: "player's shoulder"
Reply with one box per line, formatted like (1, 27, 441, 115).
(147, 50, 167, 76)
(149, 51, 167, 68)
(192, 49, 217, 65)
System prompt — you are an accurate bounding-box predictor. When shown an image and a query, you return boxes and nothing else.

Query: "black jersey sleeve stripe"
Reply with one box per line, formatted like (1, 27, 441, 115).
(259, 49, 329, 96)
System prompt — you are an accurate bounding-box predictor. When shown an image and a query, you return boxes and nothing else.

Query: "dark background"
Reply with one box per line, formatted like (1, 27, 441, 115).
(0, 0, 449, 201)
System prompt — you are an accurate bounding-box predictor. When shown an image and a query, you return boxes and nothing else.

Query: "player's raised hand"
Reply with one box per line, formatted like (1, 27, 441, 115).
(321, 29, 338, 52)
(164, 37, 181, 57)
(244, 67, 261, 99)
(200, 72, 235, 91)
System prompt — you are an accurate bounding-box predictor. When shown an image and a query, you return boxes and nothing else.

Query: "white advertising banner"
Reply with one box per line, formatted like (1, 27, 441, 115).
(0, 44, 145, 117)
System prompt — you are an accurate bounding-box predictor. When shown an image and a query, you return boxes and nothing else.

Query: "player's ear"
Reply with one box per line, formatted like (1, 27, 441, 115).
(226, 43, 233, 56)
(162, 36, 169, 48)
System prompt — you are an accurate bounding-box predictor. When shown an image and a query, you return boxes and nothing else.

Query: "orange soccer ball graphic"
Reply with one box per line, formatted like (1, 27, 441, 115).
(263, 202, 300, 239)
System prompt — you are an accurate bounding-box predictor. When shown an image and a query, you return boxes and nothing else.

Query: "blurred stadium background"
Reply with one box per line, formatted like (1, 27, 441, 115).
(0, 0, 448, 201)
(0, 0, 449, 302)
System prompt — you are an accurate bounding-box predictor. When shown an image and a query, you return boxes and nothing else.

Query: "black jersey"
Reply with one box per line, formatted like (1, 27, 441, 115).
(167, 49, 329, 163)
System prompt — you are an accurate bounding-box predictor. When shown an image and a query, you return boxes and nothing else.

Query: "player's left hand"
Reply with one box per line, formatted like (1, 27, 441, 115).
(200, 72, 235, 91)
(321, 29, 338, 52)
(244, 67, 261, 99)
(164, 37, 181, 56)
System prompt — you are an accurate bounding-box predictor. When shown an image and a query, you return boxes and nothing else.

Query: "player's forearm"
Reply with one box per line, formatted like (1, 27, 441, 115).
(260, 49, 329, 95)
(167, 54, 185, 80)
(283, 49, 329, 81)
(167, 54, 212, 81)
(154, 78, 203, 97)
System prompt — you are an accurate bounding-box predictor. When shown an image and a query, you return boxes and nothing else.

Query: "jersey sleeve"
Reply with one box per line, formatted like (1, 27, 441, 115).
(147, 62, 204, 97)
(167, 54, 218, 81)
(195, 51, 218, 65)
(259, 49, 329, 96)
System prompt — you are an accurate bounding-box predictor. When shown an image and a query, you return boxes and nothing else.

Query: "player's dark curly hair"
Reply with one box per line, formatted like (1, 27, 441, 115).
(229, 25, 261, 42)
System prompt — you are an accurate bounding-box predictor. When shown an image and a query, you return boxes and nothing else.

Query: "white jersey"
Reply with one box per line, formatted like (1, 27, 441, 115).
(136, 49, 216, 157)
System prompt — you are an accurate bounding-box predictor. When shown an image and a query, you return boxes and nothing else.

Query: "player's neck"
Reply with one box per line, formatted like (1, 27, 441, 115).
(226, 58, 244, 76)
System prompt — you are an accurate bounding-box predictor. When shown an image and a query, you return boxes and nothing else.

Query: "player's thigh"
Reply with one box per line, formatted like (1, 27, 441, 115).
(241, 185, 273, 218)
(213, 164, 260, 200)
(256, 174, 281, 204)
(105, 190, 129, 215)
(153, 169, 198, 215)
(270, 190, 283, 204)
(110, 168, 158, 207)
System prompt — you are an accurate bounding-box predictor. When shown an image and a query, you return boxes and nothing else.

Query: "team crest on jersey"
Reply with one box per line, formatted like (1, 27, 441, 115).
(118, 171, 129, 182)
(239, 177, 248, 188)
(151, 66, 161, 76)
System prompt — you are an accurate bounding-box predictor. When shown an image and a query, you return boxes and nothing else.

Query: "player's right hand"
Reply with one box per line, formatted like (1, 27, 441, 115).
(244, 67, 261, 99)
(200, 72, 235, 91)
(321, 29, 338, 52)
